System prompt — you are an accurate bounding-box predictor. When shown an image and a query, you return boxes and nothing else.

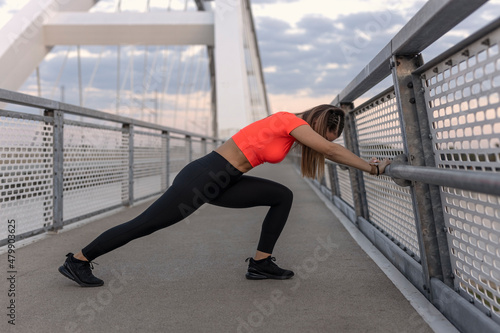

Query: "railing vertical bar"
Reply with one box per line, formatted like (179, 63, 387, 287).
(161, 131, 168, 192)
(411, 67, 453, 289)
(392, 54, 452, 298)
(47, 109, 64, 231)
(124, 124, 134, 206)
(186, 135, 193, 162)
(327, 163, 340, 198)
(341, 103, 369, 220)
(165, 131, 171, 187)
(202, 137, 207, 156)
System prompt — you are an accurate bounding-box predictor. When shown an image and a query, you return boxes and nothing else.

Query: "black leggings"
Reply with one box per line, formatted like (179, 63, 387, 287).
(82, 151, 293, 261)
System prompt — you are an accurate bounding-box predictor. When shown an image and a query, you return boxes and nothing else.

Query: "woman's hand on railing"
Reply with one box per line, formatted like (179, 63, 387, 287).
(369, 157, 391, 175)
(379, 159, 391, 174)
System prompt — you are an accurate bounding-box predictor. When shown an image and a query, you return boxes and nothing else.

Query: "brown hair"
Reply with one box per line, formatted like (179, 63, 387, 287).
(296, 104, 345, 179)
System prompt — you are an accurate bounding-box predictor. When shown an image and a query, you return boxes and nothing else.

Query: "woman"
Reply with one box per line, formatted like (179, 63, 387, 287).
(58, 104, 390, 287)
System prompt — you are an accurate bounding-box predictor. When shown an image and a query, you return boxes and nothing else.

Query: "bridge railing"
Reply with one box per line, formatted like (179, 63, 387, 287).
(0, 89, 223, 246)
(295, 1, 500, 332)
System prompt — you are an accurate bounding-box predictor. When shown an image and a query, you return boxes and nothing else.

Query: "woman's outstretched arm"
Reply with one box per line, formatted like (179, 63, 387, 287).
(290, 125, 390, 174)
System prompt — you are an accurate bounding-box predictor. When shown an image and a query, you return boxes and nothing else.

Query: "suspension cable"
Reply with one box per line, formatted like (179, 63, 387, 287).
(130, 46, 135, 112)
(116, 0, 122, 113)
(173, 46, 186, 128)
(51, 46, 72, 100)
(82, 46, 105, 107)
(164, 45, 179, 128)
(77, 45, 83, 107)
(142, 46, 161, 122)
(182, 46, 197, 129)
(159, 48, 167, 123)
(184, 46, 204, 130)
(192, 63, 210, 134)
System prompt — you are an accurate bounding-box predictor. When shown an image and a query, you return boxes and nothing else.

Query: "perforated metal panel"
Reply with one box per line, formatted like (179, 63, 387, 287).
(133, 129, 164, 199)
(63, 123, 128, 221)
(336, 167, 354, 208)
(0, 116, 54, 239)
(333, 135, 354, 208)
(354, 90, 420, 259)
(322, 164, 332, 191)
(191, 138, 205, 161)
(422, 27, 500, 321)
(168, 135, 189, 184)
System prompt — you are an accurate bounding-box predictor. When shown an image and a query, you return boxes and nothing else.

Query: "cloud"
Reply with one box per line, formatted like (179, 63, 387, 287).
(255, 10, 407, 97)
(12, 0, 500, 129)
(36, 45, 208, 93)
(421, 1, 500, 60)
(254, 0, 500, 101)
(17, 44, 212, 125)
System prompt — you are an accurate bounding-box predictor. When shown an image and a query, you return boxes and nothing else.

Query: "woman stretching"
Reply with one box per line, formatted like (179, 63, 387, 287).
(58, 104, 390, 287)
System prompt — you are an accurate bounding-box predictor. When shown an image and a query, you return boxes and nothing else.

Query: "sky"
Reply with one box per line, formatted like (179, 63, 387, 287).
(249, 0, 500, 112)
(0, 0, 499, 133)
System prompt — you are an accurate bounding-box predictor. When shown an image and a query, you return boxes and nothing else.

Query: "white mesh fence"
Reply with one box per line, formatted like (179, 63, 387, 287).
(354, 91, 420, 259)
(422, 26, 500, 321)
(0, 116, 54, 240)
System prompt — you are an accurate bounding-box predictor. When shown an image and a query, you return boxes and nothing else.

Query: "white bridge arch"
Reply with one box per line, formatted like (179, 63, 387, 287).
(0, 0, 269, 137)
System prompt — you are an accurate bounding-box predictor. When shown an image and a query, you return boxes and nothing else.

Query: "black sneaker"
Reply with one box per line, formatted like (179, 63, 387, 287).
(245, 256, 294, 280)
(58, 253, 104, 287)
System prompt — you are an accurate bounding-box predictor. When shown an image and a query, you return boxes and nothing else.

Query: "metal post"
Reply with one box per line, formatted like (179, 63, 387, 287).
(341, 103, 369, 220)
(186, 135, 192, 163)
(392, 54, 453, 295)
(123, 123, 134, 206)
(412, 67, 453, 289)
(319, 171, 327, 187)
(165, 131, 171, 187)
(201, 138, 207, 156)
(161, 130, 168, 192)
(46, 109, 64, 231)
(327, 163, 340, 198)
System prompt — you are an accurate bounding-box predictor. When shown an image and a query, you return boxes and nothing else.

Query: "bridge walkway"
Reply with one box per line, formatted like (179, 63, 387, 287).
(2, 160, 451, 333)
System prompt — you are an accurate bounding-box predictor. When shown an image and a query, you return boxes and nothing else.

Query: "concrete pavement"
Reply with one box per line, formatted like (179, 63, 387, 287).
(1, 159, 438, 333)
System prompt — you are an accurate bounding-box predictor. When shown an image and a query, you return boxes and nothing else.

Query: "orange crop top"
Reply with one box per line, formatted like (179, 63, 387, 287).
(232, 112, 308, 167)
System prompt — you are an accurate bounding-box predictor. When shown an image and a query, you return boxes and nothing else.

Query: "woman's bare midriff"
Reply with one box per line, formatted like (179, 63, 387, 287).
(215, 138, 253, 173)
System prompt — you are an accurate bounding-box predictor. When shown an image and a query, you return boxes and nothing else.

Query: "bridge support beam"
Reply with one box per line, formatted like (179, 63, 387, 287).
(44, 12, 214, 46)
(214, 0, 252, 133)
(0, 0, 96, 91)
(0, 0, 267, 137)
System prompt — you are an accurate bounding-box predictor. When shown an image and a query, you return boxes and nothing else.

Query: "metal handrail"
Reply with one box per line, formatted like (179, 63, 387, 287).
(326, 156, 500, 197)
(385, 163, 500, 196)
(413, 16, 500, 76)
